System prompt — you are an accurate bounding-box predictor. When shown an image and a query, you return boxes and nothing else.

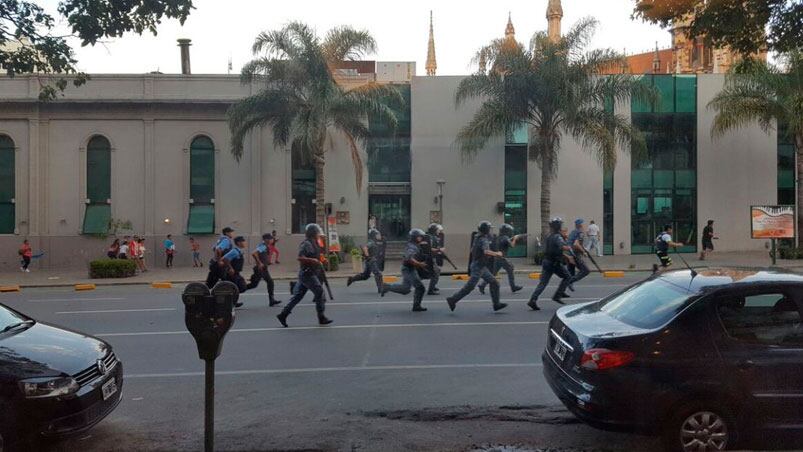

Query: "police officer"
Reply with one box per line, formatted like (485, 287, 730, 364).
(426, 223, 444, 295)
(277, 224, 332, 327)
(527, 218, 572, 310)
(219, 236, 248, 307)
(246, 233, 282, 307)
(446, 221, 507, 312)
(381, 228, 428, 312)
(479, 223, 524, 294)
(347, 228, 385, 293)
(205, 226, 234, 288)
(566, 219, 590, 288)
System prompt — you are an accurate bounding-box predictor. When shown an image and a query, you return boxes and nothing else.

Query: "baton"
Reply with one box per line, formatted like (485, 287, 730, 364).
(318, 267, 334, 301)
(585, 252, 604, 273)
(440, 252, 459, 270)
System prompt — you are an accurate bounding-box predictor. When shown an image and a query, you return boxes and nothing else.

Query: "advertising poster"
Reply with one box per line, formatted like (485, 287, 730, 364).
(751, 205, 795, 239)
(326, 216, 341, 252)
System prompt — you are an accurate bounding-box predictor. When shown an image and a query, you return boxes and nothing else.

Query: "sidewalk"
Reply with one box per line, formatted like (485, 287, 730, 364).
(1, 251, 800, 288)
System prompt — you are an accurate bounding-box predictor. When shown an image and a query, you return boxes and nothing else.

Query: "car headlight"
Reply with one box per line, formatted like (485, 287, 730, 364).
(19, 376, 80, 399)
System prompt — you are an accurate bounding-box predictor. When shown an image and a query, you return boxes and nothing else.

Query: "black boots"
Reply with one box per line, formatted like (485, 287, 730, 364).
(446, 297, 457, 312)
(511, 285, 523, 293)
(427, 288, 440, 295)
(346, 276, 354, 287)
(317, 313, 333, 325)
(527, 300, 540, 311)
(269, 299, 282, 307)
(276, 311, 289, 327)
(412, 305, 428, 312)
(493, 302, 508, 312)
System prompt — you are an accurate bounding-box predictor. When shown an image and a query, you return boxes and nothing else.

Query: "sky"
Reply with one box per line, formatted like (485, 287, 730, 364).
(45, 0, 674, 76)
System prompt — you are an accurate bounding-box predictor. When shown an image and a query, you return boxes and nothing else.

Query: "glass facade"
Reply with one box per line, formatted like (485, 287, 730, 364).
(504, 123, 527, 257)
(631, 75, 697, 254)
(603, 97, 614, 255)
(0, 135, 14, 234)
(82, 136, 112, 234)
(368, 194, 410, 241)
(368, 84, 411, 183)
(291, 146, 316, 234)
(187, 135, 215, 234)
(778, 121, 795, 206)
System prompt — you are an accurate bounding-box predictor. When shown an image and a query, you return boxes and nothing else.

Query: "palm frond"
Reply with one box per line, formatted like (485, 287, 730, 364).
(323, 26, 377, 63)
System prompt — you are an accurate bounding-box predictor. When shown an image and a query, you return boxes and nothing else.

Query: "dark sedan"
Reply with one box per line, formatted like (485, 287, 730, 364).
(543, 268, 803, 452)
(0, 303, 123, 450)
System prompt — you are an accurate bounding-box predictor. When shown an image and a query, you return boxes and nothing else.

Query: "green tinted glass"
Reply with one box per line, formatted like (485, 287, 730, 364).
(187, 205, 215, 234)
(675, 76, 696, 113)
(779, 170, 795, 189)
(0, 203, 13, 234)
(87, 136, 111, 202)
(82, 204, 111, 235)
(675, 170, 696, 188)
(0, 135, 14, 202)
(654, 75, 675, 113)
(190, 136, 215, 202)
(632, 169, 652, 188)
(653, 170, 674, 188)
(631, 76, 652, 113)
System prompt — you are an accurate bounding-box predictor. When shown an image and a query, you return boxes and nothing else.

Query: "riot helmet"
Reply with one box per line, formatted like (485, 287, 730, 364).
(427, 223, 443, 235)
(499, 224, 514, 237)
(409, 228, 426, 242)
(549, 217, 563, 232)
(305, 223, 322, 239)
(478, 221, 493, 235)
(368, 228, 381, 241)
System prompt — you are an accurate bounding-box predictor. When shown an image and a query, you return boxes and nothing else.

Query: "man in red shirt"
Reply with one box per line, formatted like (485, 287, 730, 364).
(19, 239, 32, 272)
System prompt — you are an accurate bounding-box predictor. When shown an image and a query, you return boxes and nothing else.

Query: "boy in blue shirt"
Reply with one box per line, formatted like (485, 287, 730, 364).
(163, 234, 175, 268)
(246, 233, 282, 307)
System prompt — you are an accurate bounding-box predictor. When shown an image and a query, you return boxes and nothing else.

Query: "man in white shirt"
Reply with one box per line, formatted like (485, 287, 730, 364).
(585, 220, 602, 257)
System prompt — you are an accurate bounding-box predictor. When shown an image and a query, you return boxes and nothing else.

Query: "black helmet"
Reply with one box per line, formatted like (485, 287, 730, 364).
(409, 228, 426, 242)
(427, 223, 443, 235)
(478, 221, 493, 235)
(499, 224, 514, 237)
(368, 228, 381, 240)
(305, 223, 322, 239)
(549, 217, 563, 231)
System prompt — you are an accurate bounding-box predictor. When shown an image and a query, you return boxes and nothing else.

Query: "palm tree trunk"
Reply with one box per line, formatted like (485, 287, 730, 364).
(796, 133, 803, 242)
(540, 155, 553, 242)
(314, 151, 326, 226)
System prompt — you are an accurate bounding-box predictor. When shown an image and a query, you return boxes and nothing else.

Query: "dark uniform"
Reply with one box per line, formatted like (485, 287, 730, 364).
(220, 246, 248, 294)
(246, 242, 281, 306)
(277, 224, 331, 327)
(426, 224, 443, 295)
(567, 226, 590, 286)
(382, 229, 427, 311)
(479, 225, 523, 293)
(205, 234, 233, 288)
(446, 222, 506, 312)
(347, 230, 384, 292)
(528, 219, 572, 310)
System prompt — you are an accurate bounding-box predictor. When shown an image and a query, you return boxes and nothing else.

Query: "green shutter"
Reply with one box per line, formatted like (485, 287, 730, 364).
(0, 136, 15, 234)
(187, 205, 215, 234)
(87, 136, 111, 203)
(190, 136, 215, 203)
(82, 204, 111, 235)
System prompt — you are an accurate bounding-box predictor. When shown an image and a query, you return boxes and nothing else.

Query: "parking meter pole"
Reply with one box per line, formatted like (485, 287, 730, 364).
(204, 359, 214, 452)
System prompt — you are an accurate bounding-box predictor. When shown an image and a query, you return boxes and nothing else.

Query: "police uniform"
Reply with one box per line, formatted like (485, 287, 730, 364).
(446, 223, 506, 312)
(528, 222, 572, 309)
(246, 242, 281, 306)
(220, 246, 248, 294)
(348, 237, 384, 292)
(656, 231, 673, 268)
(278, 236, 328, 323)
(205, 235, 233, 288)
(426, 231, 442, 295)
(478, 233, 522, 293)
(567, 226, 590, 285)
(382, 234, 427, 311)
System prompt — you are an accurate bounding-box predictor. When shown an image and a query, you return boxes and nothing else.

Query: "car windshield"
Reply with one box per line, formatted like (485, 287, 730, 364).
(0, 304, 28, 331)
(597, 278, 696, 329)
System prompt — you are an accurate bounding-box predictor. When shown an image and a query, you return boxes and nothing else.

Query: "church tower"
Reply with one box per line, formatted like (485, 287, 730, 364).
(547, 0, 563, 43)
(425, 11, 437, 76)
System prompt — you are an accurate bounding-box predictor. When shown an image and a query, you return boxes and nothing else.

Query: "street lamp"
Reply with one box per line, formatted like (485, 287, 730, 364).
(436, 179, 446, 223)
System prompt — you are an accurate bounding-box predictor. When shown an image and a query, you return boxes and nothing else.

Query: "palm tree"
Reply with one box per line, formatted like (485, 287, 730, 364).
(455, 18, 653, 239)
(709, 52, 803, 237)
(228, 22, 402, 225)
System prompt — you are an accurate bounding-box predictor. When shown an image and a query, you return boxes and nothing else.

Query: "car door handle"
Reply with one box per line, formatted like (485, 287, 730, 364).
(737, 359, 755, 369)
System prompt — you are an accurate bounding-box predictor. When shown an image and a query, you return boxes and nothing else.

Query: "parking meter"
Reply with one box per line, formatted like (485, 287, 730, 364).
(182, 281, 238, 452)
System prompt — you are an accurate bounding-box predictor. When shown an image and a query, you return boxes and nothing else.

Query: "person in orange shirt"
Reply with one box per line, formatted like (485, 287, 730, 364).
(19, 239, 32, 272)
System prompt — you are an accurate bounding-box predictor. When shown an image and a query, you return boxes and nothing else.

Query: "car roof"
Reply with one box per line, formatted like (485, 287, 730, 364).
(657, 267, 803, 293)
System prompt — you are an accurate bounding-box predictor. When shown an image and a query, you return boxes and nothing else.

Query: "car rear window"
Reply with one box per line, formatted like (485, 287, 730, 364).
(598, 278, 695, 329)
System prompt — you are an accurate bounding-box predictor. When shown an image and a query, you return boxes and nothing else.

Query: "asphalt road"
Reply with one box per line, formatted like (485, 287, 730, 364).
(2, 272, 665, 451)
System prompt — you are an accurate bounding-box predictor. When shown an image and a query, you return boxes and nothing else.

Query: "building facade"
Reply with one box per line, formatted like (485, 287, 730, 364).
(0, 69, 782, 269)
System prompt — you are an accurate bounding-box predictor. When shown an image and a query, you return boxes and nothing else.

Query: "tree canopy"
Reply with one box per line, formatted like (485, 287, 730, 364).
(634, 0, 803, 56)
(0, 0, 194, 99)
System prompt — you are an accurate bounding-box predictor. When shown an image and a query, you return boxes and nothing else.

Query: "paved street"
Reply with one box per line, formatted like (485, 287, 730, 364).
(1, 273, 672, 451)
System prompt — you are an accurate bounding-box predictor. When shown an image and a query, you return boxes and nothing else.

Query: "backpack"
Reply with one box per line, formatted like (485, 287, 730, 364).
(655, 233, 669, 253)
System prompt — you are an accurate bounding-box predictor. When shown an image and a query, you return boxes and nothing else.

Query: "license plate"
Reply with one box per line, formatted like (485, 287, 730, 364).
(101, 378, 118, 401)
(553, 340, 568, 361)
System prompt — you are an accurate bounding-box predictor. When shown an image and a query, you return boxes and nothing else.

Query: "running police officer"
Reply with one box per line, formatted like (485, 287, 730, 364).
(381, 228, 428, 312)
(566, 219, 590, 288)
(246, 233, 282, 307)
(446, 221, 507, 312)
(527, 218, 573, 310)
(426, 223, 444, 295)
(654, 224, 683, 273)
(479, 223, 524, 294)
(219, 236, 248, 307)
(277, 224, 332, 327)
(347, 228, 385, 293)
(205, 226, 234, 288)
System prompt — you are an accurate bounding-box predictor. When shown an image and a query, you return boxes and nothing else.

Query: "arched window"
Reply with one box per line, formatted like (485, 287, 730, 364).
(0, 135, 14, 234)
(187, 136, 215, 234)
(82, 135, 112, 234)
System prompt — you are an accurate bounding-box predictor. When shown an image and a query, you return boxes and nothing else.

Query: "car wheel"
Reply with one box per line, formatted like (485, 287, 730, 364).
(663, 403, 737, 452)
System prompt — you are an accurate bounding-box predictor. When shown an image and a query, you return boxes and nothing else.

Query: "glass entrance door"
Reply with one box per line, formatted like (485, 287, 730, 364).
(369, 194, 410, 241)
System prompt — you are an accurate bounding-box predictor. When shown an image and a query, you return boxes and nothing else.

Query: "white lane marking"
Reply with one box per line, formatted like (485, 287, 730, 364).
(258, 284, 628, 296)
(240, 298, 598, 307)
(56, 308, 176, 315)
(126, 362, 543, 379)
(97, 321, 549, 337)
(25, 297, 127, 303)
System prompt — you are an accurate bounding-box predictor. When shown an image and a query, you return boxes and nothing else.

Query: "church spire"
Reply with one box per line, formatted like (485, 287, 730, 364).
(547, 0, 563, 43)
(505, 12, 515, 40)
(425, 10, 437, 76)
(652, 42, 661, 73)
